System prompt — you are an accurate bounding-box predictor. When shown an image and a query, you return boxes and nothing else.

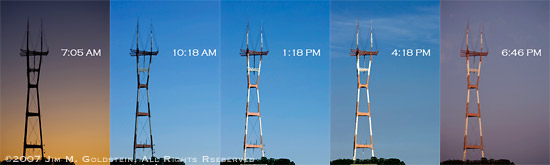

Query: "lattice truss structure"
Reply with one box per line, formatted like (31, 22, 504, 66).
(240, 21, 269, 161)
(20, 19, 48, 159)
(351, 20, 378, 161)
(460, 21, 488, 161)
(131, 20, 159, 161)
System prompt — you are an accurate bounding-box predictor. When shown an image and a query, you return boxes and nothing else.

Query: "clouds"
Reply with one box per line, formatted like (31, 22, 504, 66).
(331, 3, 439, 58)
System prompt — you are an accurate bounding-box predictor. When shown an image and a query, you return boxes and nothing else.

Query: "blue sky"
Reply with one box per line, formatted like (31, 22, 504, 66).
(110, 1, 220, 164)
(330, 1, 440, 164)
(220, 1, 330, 164)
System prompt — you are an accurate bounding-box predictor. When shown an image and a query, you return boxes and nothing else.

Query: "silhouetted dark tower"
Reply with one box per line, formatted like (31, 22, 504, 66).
(351, 20, 378, 161)
(21, 19, 48, 159)
(131, 20, 158, 161)
(240, 21, 268, 161)
(460, 21, 488, 161)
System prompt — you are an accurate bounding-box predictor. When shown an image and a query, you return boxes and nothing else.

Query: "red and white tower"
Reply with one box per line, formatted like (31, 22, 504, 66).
(460, 21, 488, 161)
(351, 20, 378, 161)
(240, 21, 268, 161)
(131, 20, 158, 162)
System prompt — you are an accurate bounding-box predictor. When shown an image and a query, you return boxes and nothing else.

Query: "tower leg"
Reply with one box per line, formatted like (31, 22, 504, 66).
(463, 117, 468, 161)
(147, 89, 154, 159)
(256, 86, 264, 157)
(463, 87, 470, 161)
(243, 86, 250, 161)
(23, 88, 30, 157)
(367, 88, 374, 157)
(244, 115, 249, 161)
(133, 90, 139, 162)
(259, 116, 264, 157)
(368, 115, 374, 157)
(477, 89, 484, 158)
(353, 87, 360, 161)
(37, 88, 44, 159)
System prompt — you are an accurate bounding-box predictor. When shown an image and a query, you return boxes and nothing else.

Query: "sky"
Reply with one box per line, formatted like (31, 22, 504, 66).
(109, 1, 220, 164)
(220, 1, 330, 164)
(330, 1, 440, 164)
(1, 1, 110, 164)
(440, 1, 549, 164)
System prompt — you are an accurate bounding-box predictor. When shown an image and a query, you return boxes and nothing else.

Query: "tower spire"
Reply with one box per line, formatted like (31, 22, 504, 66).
(356, 18, 359, 50)
(370, 20, 373, 51)
(480, 22, 483, 51)
(137, 18, 139, 51)
(41, 18, 43, 52)
(247, 19, 249, 50)
(261, 20, 263, 51)
(27, 18, 29, 52)
(151, 20, 153, 53)
(466, 19, 469, 51)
